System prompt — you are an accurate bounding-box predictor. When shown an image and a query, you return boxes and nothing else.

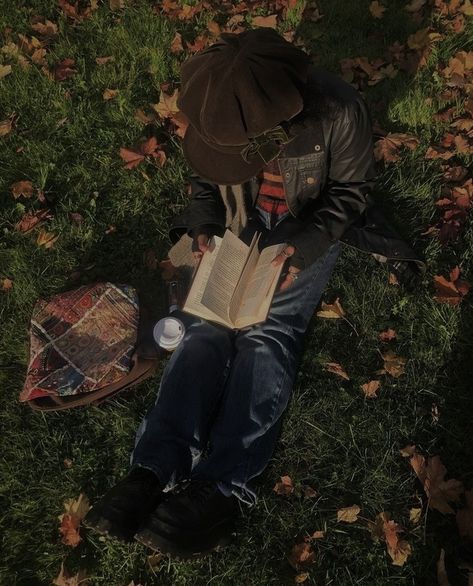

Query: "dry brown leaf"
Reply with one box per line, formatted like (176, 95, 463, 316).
(316, 298, 345, 319)
(294, 573, 309, 584)
(456, 490, 473, 539)
(409, 454, 464, 514)
(11, 180, 34, 199)
(369, 511, 412, 566)
(407, 28, 442, 50)
(252, 14, 278, 28)
(103, 88, 119, 100)
(153, 88, 180, 119)
(325, 361, 350, 380)
(119, 137, 166, 169)
(287, 542, 316, 570)
(30, 17, 58, 39)
(337, 504, 360, 523)
(400, 444, 416, 457)
(407, 507, 422, 524)
(53, 58, 76, 81)
(370, 1, 386, 18)
(58, 493, 90, 547)
(1, 278, 13, 291)
(95, 56, 113, 65)
(15, 208, 51, 233)
(361, 380, 380, 398)
(302, 485, 318, 498)
(461, 0, 473, 14)
(170, 31, 184, 54)
(381, 350, 407, 378)
(0, 118, 12, 137)
(273, 475, 295, 496)
(52, 563, 88, 586)
(379, 328, 396, 342)
(0, 64, 12, 79)
(374, 133, 419, 163)
(37, 229, 59, 249)
(433, 267, 470, 305)
(109, 0, 125, 9)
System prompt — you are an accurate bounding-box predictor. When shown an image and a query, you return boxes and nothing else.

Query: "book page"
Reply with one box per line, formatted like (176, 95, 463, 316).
(229, 238, 260, 324)
(234, 243, 286, 328)
(200, 230, 249, 322)
(183, 237, 232, 328)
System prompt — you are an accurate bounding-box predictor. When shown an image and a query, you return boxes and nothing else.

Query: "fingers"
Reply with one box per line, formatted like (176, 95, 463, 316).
(192, 234, 210, 262)
(278, 266, 301, 291)
(271, 244, 295, 267)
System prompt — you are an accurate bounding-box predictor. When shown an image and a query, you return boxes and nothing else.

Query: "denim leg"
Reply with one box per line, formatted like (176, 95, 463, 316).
(131, 311, 234, 489)
(192, 242, 341, 505)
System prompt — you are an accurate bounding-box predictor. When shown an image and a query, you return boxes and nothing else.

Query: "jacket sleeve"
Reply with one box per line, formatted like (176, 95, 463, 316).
(288, 97, 377, 268)
(168, 174, 227, 244)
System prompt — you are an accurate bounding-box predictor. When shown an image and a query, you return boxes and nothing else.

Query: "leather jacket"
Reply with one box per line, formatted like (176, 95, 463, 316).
(169, 66, 425, 272)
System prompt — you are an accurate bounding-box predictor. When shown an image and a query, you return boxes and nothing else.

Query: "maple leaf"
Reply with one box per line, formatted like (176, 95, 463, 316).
(316, 297, 345, 319)
(30, 17, 58, 40)
(53, 562, 88, 586)
(407, 28, 442, 50)
(252, 14, 278, 28)
(58, 493, 90, 547)
(443, 165, 468, 183)
(380, 350, 407, 378)
(309, 530, 325, 539)
(374, 133, 419, 163)
(0, 118, 12, 137)
(325, 361, 350, 380)
(0, 64, 12, 79)
(53, 58, 76, 81)
(273, 475, 295, 496)
(456, 490, 473, 539)
(433, 266, 470, 305)
(369, 511, 412, 566)
(409, 454, 464, 514)
(186, 34, 210, 54)
(11, 180, 34, 199)
(361, 380, 380, 398)
(37, 229, 59, 248)
(15, 208, 52, 233)
(119, 137, 166, 169)
(369, 1, 386, 18)
(103, 88, 119, 100)
(1, 278, 13, 291)
(58, 0, 98, 21)
(170, 31, 184, 54)
(287, 542, 316, 570)
(153, 88, 180, 119)
(337, 504, 360, 523)
(379, 328, 396, 342)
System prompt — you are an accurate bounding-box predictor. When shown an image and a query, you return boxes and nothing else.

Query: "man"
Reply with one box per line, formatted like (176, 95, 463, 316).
(84, 28, 423, 558)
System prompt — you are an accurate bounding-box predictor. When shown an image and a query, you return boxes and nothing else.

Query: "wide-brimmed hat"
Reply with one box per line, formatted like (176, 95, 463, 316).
(177, 28, 310, 185)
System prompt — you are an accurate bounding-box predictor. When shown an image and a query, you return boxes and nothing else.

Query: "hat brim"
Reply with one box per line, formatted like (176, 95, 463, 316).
(182, 125, 265, 185)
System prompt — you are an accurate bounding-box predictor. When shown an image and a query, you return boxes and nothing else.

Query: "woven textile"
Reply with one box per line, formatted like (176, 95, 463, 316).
(255, 158, 289, 227)
(20, 283, 139, 401)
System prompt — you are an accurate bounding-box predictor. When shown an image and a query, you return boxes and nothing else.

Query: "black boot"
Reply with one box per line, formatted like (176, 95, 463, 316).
(135, 478, 239, 558)
(84, 467, 164, 542)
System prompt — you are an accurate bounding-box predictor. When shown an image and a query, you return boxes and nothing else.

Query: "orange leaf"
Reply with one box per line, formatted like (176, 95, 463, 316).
(273, 475, 295, 496)
(30, 17, 58, 39)
(0, 118, 12, 137)
(95, 55, 113, 65)
(252, 14, 278, 28)
(361, 380, 380, 398)
(15, 208, 51, 233)
(11, 180, 34, 199)
(316, 297, 345, 319)
(287, 542, 316, 570)
(374, 133, 419, 163)
(379, 328, 396, 342)
(433, 267, 470, 305)
(119, 148, 145, 169)
(409, 507, 422, 524)
(52, 562, 88, 586)
(369, 511, 412, 566)
(381, 350, 407, 377)
(337, 504, 360, 523)
(325, 361, 350, 380)
(1, 278, 13, 291)
(58, 493, 90, 548)
(53, 58, 76, 81)
(400, 444, 416, 457)
(102, 88, 119, 100)
(170, 31, 184, 54)
(37, 229, 59, 248)
(302, 485, 318, 498)
(369, 1, 386, 18)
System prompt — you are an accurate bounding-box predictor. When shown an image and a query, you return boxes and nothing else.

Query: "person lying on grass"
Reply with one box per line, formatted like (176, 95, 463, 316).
(84, 27, 423, 559)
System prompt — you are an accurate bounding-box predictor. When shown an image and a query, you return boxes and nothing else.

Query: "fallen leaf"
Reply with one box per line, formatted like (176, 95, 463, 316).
(0, 64, 12, 79)
(273, 475, 295, 497)
(109, 0, 125, 9)
(63, 458, 73, 468)
(316, 297, 345, 319)
(252, 14, 278, 28)
(58, 0, 98, 21)
(53, 58, 76, 81)
(52, 563, 88, 586)
(170, 31, 184, 54)
(374, 133, 419, 163)
(287, 542, 316, 569)
(433, 267, 470, 305)
(37, 229, 59, 248)
(58, 493, 90, 547)
(30, 17, 58, 40)
(95, 56, 113, 65)
(456, 490, 473, 539)
(0, 118, 12, 136)
(302, 485, 318, 498)
(325, 361, 350, 380)
(369, 511, 412, 566)
(294, 573, 309, 584)
(379, 328, 396, 342)
(337, 504, 360, 523)
(409, 454, 464, 514)
(134, 108, 155, 125)
(380, 350, 406, 378)
(15, 208, 51, 233)
(1, 278, 13, 291)
(11, 180, 34, 199)
(407, 28, 442, 50)
(103, 88, 119, 100)
(147, 552, 164, 570)
(370, 1, 386, 18)
(400, 444, 416, 457)
(409, 507, 422, 524)
(437, 549, 450, 586)
(119, 136, 166, 169)
(361, 380, 380, 398)
(389, 272, 399, 285)
(153, 87, 180, 119)
(310, 530, 325, 539)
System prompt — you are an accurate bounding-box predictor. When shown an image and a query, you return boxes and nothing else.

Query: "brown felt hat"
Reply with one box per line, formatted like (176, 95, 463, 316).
(177, 28, 311, 185)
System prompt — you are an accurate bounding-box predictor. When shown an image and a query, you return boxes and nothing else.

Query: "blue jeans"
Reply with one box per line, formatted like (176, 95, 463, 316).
(131, 239, 341, 505)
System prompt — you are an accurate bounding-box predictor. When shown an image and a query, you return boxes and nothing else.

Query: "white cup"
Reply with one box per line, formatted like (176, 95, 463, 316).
(153, 317, 185, 351)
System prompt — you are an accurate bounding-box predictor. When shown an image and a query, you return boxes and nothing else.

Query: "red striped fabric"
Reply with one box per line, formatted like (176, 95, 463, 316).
(255, 158, 289, 218)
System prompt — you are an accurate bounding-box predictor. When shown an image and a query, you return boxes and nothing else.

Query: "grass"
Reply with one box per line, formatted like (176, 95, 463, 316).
(0, 0, 472, 585)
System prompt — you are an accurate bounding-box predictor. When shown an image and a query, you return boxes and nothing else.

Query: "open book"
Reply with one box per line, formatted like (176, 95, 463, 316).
(183, 230, 286, 329)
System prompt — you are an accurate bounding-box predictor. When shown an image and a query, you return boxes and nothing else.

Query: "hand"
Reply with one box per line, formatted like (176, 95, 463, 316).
(191, 229, 211, 263)
(271, 245, 301, 291)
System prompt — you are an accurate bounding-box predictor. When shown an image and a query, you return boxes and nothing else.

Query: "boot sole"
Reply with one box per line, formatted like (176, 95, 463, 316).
(135, 520, 235, 559)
